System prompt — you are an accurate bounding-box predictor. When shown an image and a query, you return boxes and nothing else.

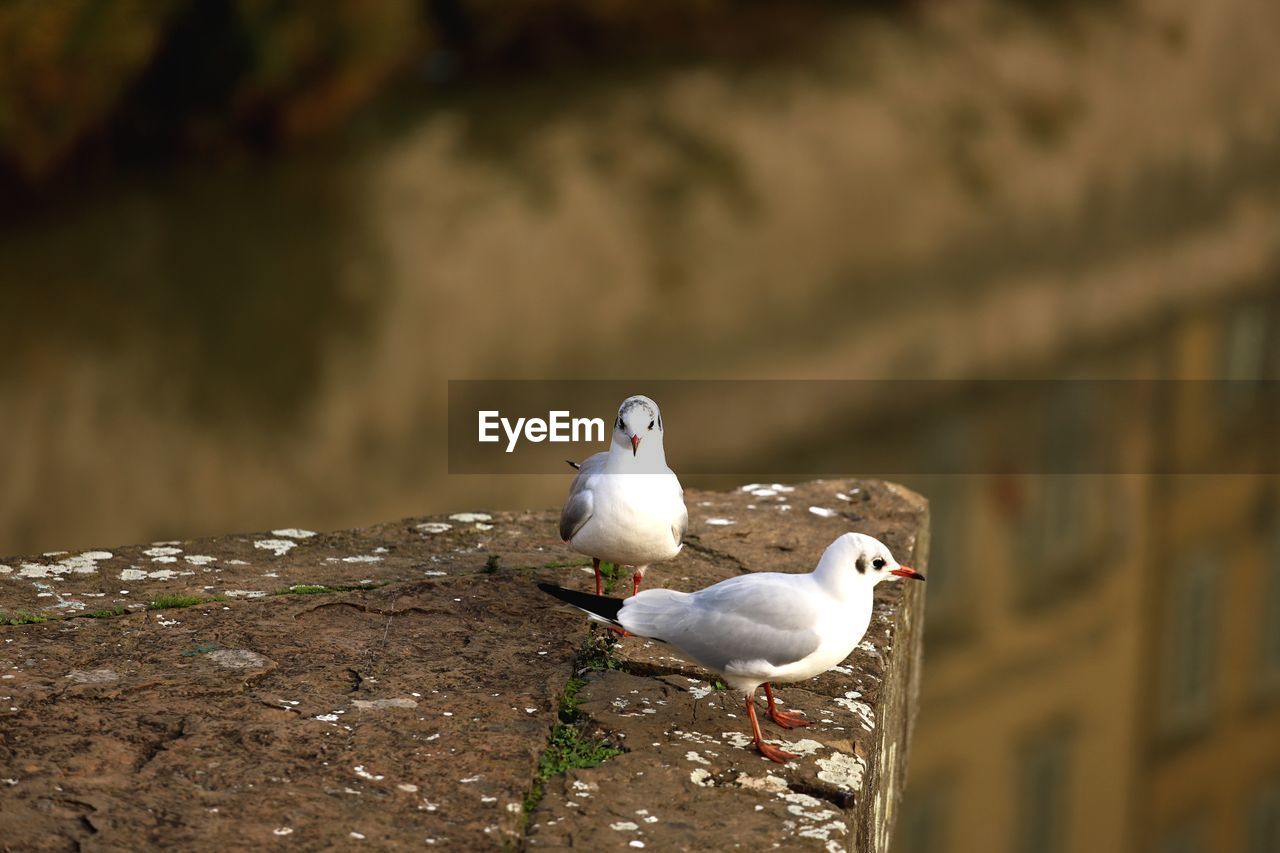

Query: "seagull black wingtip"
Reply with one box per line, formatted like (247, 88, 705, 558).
(537, 582, 624, 624)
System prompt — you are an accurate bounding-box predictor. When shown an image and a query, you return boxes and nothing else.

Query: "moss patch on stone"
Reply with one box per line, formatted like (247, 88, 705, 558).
(147, 594, 206, 610)
(270, 583, 383, 596)
(523, 633, 625, 814)
(1, 610, 48, 625)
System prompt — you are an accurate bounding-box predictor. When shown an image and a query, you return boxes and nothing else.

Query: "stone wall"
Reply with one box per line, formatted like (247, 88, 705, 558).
(0, 478, 926, 850)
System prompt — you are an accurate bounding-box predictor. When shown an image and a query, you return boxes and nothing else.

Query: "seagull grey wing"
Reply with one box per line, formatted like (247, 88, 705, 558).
(621, 577, 822, 673)
(559, 451, 607, 542)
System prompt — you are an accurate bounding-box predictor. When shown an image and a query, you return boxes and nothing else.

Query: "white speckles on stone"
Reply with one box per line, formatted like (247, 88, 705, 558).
(741, 483, 796, 497)
(350, 832, 365, 840)
(351, 698, 418, 710)
(354, 765, 385, 781)
(833, 695, 875, 731)
(273, 827, 293, 836)
(145, 569, 193, 581)
(0, 565, 10, 575)
(144, 546, 182, 559)
(721, 732, 754, 749)
(448, 513, 492, 523)
(460, 775, 481, 784)
(423, 570, 448, 576)
(207, 649, 270, 670)
(676, 730, 719, 746)
(184, 555, 216, 566)
(816, 752, 865, 790)
(734, 772, 789, 794)
(799, 822, 847, 842)
(314, 714, 340, 722)
(781, 738, 824, 756)
(272, 529, 316, 539)
(630, 842, 646, 849)
(225, 559, 249, 566)
(224, 589, 267, 599)
(325, 555, 383, 564)
(689, 769, 714, 787)
(398, 783, 419, 792)
(610, 822, 639, 831)
(687, 685, 714, 700)
(254, 539, 296, 557)
(808, 507, 837, 518)
(684, 751, 710, 766)
(66, 668, 118, 684)
(120, 569, 147, 581)
(475, 523, 495, 531)
(18, 551, 113, 578)
(705, 518, 736, 526)
(416, 523, 453, 534)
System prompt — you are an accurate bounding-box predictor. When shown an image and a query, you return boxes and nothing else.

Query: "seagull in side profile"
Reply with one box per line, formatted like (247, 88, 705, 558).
(559, 395, 687, 597)
(539, 532, 924, 763)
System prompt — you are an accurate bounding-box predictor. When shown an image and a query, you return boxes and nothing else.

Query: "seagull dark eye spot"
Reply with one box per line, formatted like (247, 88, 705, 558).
(617, 418, 625, 430)
(648, 420, 654, 430)
(872, 558, 886, 570)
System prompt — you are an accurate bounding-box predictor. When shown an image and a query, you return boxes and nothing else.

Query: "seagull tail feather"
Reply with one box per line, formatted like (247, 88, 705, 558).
(537, 583, 623, 626)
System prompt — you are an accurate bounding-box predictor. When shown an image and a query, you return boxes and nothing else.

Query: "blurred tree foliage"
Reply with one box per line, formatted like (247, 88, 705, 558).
(0, 0, 886, 185)
(0, 0, 177, 180)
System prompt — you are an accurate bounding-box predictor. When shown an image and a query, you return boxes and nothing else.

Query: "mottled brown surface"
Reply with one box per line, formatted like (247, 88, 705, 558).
(0, 479, 926, 850)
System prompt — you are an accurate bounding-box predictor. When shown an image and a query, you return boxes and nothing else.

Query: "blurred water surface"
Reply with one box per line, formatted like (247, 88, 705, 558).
(2, 1, 1280, 850)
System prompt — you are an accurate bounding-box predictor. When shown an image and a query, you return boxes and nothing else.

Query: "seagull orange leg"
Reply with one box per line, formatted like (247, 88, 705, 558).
(745, 690, 798, 764)
(631, 569, 644, 597)
(764, 683, 811, 729)
(592, 558, 602, 596)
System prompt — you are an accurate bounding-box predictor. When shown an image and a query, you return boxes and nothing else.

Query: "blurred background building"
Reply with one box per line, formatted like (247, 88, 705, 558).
(1, 1, 1278, 851)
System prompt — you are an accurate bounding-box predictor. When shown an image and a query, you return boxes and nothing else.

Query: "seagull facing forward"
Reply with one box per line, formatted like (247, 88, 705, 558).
(560, 395, 687, 597)
(539, 532, 925, 763)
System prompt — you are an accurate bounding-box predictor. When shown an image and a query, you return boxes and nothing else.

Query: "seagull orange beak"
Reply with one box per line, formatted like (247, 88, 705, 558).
(891, 566, 926, 581)
(630, 434, 641, 456)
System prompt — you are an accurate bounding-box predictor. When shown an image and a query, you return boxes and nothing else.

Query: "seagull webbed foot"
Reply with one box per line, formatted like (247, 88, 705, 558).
(755, 740, 800, 764)
(763, 682, 811, 729)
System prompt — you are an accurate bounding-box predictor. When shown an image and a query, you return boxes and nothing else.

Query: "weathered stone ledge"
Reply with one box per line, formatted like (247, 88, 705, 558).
(0, 479, 926, 850)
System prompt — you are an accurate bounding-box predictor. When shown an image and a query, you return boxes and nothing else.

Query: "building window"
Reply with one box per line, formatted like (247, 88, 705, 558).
(1261, 526, 1280, 694)
(923, 478, 966, 619)
(1014, 385, 1111, 608)
(1218, 305, 1272, 418)
(1162, 550, 1222, 735)
(1015, 726, 1072, 853)
(897, 784, 947, 853)
(1222, 306, 1270, 382)
(1248, 780, 1280, 853)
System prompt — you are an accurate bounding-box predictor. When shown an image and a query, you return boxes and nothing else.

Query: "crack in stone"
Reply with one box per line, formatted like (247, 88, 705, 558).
(787, 778, 857, 811)
(135, 716, 188, 774)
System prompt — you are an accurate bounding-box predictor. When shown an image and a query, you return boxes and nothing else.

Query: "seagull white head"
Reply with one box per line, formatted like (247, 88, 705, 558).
(611, 395, 665, 459)
(814, 532, 925, 596)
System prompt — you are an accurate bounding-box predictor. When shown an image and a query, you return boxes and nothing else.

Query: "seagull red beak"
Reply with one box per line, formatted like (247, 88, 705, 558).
(630, 434, 641, 456)
(891, 566, 926, 581)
